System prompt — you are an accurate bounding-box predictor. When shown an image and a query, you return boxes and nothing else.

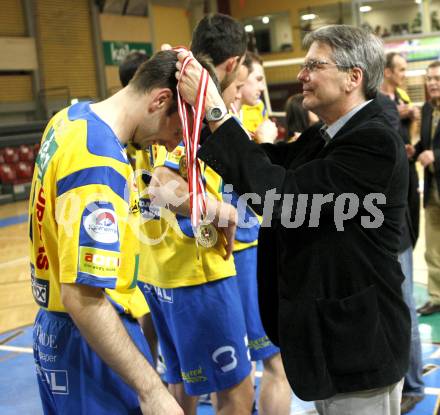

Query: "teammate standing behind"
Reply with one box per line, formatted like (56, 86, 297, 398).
(30, 50, 183, 415)
(234, 52, 278, 143)
(223, 55, 293, 415)
(139, 14, 254, 415)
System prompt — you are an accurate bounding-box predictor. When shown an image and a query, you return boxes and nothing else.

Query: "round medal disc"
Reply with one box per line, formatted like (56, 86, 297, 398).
(195, 223, 218, 248)
(179, 156, 188, 180)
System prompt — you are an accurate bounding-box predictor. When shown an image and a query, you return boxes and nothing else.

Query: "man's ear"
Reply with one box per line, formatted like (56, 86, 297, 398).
(225, 56, 240, 74)
(149, 88, 173, 113)
(383, 67, 392, 80)
(346, 67, 363, 93)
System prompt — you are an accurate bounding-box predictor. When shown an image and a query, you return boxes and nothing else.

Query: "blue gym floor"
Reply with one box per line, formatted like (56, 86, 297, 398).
(0, 208, 439, 414)
(1, 295, 440, 415)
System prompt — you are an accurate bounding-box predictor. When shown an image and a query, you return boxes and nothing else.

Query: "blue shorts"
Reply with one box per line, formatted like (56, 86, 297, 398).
(33, 308, 153, 415)
(234, 247, 279, 361)
(139, 277, 252, 396)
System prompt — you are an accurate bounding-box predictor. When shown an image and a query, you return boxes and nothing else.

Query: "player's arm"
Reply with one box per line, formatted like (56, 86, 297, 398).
(61, 283, 183, 415)
(150, 166, 237, 258)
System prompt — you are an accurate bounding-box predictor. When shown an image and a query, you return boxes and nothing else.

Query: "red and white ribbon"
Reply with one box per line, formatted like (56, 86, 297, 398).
(174, 47, 209, 231)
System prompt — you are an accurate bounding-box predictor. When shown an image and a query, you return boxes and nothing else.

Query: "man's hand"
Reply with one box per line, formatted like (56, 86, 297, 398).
(397, 103, 411, 119)
(409, 105, 420, 121)
(140, 387, 183, 415)
(398, 103, 420, 121)
(176, 51, 219, 106)
(255, 119, 278, 143)
(418, 150, 435, 167)
(205, 197, 237, 259)
(405, 144, 415, 159)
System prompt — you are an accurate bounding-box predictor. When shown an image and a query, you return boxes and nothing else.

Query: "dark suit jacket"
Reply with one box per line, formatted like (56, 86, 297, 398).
(198, 99, 411, 401)
(376, 92, 419, 250)
(415, 101, 440, 207)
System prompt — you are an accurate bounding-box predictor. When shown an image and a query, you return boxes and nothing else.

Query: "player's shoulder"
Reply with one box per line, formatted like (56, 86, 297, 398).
(67, 102, 128, 165)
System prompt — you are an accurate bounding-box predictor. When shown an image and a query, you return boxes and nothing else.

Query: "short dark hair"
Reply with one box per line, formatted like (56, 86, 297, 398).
(427, 60, 440, 71)
(246, 51, 262, 72)
(385, 52, 403, 70)
(285, 94, 310, 137)
(119, 52, 150, 87)
(130, 50, 178, 113)
(191, 13, 247, 66)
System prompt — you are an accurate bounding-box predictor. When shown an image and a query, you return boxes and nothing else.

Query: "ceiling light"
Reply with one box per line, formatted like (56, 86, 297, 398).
(359, 5, 372, 12)
(301, 13, 317, 21)
(415, 0, 422, 4)
(262, 16, 270, 24)
(245, 24, 254, 32)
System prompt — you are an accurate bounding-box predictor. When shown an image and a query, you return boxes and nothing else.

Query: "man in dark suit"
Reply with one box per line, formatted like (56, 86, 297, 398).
(175, 24, 410, 415)
(413, 61, 440, 316)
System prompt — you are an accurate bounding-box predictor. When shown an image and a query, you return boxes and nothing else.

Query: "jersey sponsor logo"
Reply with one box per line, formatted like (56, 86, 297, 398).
(35, 187, 49, 270)
(165, 146, 184, 166)
(36, 127, 58, 180)
(31, 265, 49, 308)
(83, 208, 118, 244)
(181, 366, 208, 383)
(79, 246, 120, 277)
(36, 365, 69, 395)
(139, 198, 160, 220)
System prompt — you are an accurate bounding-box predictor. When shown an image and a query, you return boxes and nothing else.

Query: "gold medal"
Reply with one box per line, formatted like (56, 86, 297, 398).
(179, 155, 188, 180)
(195, 223, 218, 248)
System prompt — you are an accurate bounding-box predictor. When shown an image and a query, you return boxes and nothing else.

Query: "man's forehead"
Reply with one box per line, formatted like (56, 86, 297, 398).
(393, 55, 406, 66)
(305, 41, 333, 59)
(428, 67, 440, 76)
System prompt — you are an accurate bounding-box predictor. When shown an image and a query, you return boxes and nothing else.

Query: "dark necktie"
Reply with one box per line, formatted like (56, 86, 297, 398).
(320, 126, 331, 146)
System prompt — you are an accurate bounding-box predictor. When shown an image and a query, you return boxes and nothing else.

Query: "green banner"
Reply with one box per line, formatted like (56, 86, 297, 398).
(102, 41, 153, 66)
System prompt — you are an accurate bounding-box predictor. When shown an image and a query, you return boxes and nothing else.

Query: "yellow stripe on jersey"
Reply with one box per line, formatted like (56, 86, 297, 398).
(136, 143, 236, 288)
(29, 102, 148, 318)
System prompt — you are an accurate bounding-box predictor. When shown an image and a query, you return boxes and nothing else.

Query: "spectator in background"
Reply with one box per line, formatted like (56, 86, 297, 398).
(284, 93, 320, 142)
(381, 52, 420, 246)
(414, 61, 440, 316)
(119, 51, 150, 88)
(233, 52, 278, 143)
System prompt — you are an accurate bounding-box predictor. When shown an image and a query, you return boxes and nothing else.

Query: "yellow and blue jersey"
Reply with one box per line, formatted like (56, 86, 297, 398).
(29, 101, 149, 319)
(225, 116, 260, 252)
(136, 142, 236, 288)
(241, 100, 268, 134)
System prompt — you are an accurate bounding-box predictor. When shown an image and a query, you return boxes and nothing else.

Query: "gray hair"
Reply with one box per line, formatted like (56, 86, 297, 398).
(303, 25, 385, 99)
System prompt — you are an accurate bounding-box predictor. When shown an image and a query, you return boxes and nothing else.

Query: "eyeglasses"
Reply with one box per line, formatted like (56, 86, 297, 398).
(426, 75, 440, 83)
(299, 59, 352, 73)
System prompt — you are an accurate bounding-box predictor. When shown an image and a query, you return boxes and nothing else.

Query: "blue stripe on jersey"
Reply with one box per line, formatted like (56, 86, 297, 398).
(57, 166, 128, 202)
(164, 158, 179, 170)
(68, 102, 128, 164)
(76, 272, 117, 289)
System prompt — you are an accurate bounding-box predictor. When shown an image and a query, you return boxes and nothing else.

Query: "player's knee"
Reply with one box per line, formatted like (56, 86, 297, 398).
(263, 352, 287, 379)
(217, 375, 254, 410)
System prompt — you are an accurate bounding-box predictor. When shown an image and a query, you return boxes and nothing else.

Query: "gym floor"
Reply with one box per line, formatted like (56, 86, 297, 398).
(0, 200, 439, 414)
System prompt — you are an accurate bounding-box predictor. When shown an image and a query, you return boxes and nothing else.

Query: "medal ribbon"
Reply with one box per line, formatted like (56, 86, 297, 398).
(174, 47, 209, 230)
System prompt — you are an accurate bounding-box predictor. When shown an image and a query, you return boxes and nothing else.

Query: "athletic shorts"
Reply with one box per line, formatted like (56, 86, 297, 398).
(138, 277, 252, 396)
(33, 308, 153, 415)
(234, 247, 279, 361)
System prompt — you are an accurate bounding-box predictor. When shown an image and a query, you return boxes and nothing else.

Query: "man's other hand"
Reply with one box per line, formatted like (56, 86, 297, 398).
(140, 386, 183, 415)
(418, 150, 435, 167)
(255, 119, 278, 144)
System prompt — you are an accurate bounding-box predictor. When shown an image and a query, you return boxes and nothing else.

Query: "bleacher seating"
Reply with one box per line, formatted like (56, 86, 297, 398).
(0, 121, 46, 203)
